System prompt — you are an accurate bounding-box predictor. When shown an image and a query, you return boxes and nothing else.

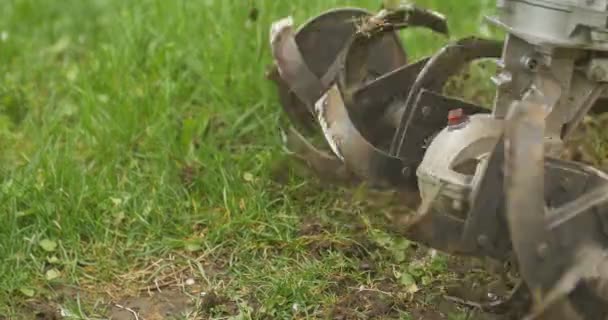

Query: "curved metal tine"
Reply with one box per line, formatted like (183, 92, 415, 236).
(314, 9, 409, 95)
(523, 244, 608, 320)
(297, 8, 386, 92)
(547, 183, 608, 230)
(270, 17, 327, 109)
(281, 126, 359, 185)
(315, 85, 410, 189)
(390, 38, 503, 157)
(270, 10, 408, 133)
(268, 9, 378, 132)
(270, 8, 407, 108)
(503, 88, 589, 320)
(341, 6, 450, 120)
(356, 5, 449, 36)
(267, 66, 317, 133)
(504, 88, 551, 293)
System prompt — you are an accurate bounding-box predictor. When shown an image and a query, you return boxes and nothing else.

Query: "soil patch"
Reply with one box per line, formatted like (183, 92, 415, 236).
(328, 279, 404, 319)
(21, 300, 61, 320)
(297, 217, 378, 261)
(110, 289, 193, 320)
(198, 291, 240, 318)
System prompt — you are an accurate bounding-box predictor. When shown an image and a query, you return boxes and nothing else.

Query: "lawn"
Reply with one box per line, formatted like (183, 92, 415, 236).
(0, 0, 504, 318)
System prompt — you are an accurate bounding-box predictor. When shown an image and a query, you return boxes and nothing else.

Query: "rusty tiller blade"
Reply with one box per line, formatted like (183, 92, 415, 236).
(270, 6, 452, 188)
(268, 8, 407, 130)
(280, 126, 358, 185)
(314, 85, 408, 189)
(270, 17, 326, 111)
(308, 6, 451, 189)
(337, 4, 449, 137)
(268, 9, 383, 131)
(336, 5, 450, 150)
(269, 8, 407, 182)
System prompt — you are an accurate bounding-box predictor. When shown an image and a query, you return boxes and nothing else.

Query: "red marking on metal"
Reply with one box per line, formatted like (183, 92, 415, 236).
(448, 108, 466, 126)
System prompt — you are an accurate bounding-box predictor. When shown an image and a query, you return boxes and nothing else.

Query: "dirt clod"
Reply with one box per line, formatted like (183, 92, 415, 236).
(198, 291, 239, 318)
(20, 301, 61, 320)
(199, 291, 226, 311)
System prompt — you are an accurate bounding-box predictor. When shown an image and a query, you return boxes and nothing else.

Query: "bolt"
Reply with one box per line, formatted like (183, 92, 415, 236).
(421, 106, 432, 117)
(560, 176, 570, 189)
(477, 234, 490, 248)
(401, 166, 411, 178)
(452, 199, 463, 211)
(590, 64, 607, 82)
(521, 56, 539, 72)
(537, 242, 549, 258)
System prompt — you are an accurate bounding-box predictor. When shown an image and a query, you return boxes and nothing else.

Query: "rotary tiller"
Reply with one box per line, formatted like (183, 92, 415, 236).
(267, 2, 608, 319)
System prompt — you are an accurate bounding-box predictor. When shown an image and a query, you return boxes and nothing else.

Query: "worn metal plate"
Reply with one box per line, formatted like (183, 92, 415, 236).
(391, 37, 503, 159)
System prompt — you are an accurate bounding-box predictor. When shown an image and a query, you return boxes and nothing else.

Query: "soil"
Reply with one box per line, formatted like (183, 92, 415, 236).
(296, 214, 516, 320)
(324, 275, 508, 320)
(110, 290, 194, 320)
(20, 301, 61, 320)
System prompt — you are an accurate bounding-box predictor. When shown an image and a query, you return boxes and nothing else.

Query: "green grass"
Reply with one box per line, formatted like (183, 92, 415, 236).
(0, 0, 501, 318)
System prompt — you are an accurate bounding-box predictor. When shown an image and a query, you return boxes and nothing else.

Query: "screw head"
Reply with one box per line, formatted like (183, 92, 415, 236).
(522, 57, 539, 71)
(537, 242, 550, 258)
(477, 234, 490, 248)
(452, 199, 463, 211)
(421, 106, 432, 117)
(591, 65, 607, 81)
